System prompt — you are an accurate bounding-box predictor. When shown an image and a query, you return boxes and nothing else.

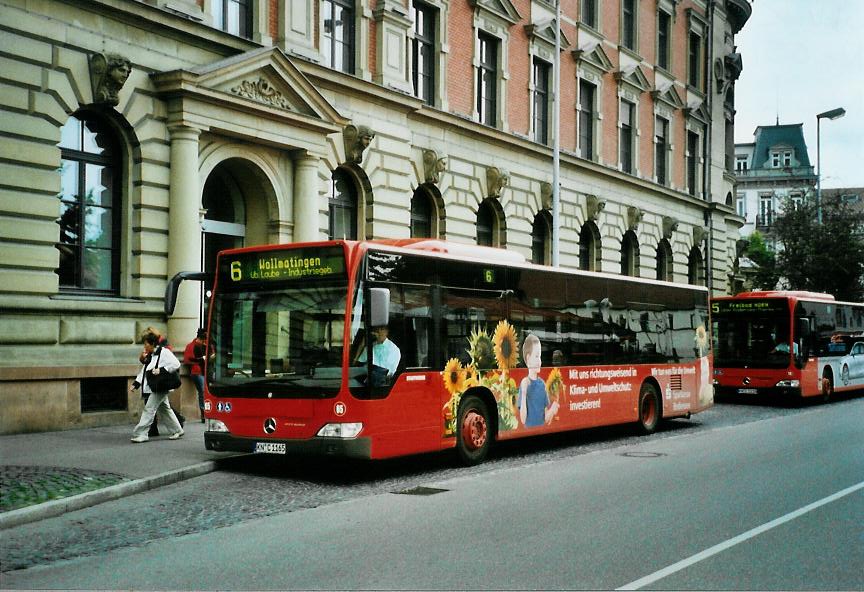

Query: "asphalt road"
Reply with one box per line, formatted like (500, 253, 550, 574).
(2, 396, 862, 590)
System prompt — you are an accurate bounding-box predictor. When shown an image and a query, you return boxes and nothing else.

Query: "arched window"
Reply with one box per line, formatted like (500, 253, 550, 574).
(656, 239, 673, 282)
(56, 113, 122, 293)
(328, 168, 357, 240)
(688, 246, 705, 285)
(531, 211, 551, 265)
(476, 200, 495, 246)
(410, 187, 433, 238)
(579, 221, 601, 271)
(621, 230, 639, 277)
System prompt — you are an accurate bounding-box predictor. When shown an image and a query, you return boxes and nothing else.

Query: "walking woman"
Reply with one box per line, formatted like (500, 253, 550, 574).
(130, 328, 184, 443)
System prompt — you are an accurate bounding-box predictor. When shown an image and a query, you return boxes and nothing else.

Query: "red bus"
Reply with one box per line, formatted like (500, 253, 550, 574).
(711, 290, 864, 401)
(174, 240, 712, 465)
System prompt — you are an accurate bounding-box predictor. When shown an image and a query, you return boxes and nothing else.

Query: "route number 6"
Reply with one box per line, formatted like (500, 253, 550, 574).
(230, 261, 242, 281)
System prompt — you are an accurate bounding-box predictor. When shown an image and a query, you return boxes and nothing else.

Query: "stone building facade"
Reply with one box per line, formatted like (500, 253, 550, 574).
(0, 0, 750, 434)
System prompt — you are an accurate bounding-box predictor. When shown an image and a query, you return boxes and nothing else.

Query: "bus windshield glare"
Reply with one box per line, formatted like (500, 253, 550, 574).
(208, 247, 348, 398)
(712, 298, 791, 368)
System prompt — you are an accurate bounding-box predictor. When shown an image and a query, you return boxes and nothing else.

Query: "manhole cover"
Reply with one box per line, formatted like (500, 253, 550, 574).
(620, 451, 666, 458)
(393, 486, 449, 496)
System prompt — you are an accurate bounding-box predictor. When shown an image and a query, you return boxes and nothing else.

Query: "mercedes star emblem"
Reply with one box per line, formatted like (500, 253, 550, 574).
(263, 418, 277, 434)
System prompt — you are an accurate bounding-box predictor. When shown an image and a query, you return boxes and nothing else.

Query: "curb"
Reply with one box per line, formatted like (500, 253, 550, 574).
(0, 460, 219, 531)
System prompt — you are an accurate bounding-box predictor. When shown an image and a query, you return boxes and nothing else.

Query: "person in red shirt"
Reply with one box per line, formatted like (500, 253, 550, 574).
(184, 328, 207, 423)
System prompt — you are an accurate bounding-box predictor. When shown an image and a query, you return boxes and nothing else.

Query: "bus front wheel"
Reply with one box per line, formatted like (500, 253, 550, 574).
(456, 394, 491, 466)
(637, 382, 661, 434)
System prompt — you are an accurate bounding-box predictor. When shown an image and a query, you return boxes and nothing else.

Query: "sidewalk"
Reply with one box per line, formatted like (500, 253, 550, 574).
(0, 420, 242, 530)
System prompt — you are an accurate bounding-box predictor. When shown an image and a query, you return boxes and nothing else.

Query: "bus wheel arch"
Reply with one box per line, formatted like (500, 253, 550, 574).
(455, 388, 495, 466)
(637, 379, 662, 434)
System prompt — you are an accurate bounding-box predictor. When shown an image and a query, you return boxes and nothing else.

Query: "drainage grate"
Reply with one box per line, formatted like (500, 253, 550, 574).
(393, 486, 449, 496)
(620, 451, 666, 458)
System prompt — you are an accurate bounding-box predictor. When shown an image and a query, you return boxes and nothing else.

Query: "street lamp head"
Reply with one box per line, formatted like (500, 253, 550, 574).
(817, 107, 846, 121)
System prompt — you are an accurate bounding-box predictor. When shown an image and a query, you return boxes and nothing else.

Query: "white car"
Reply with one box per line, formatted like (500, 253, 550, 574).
(838, 341, 864, 386)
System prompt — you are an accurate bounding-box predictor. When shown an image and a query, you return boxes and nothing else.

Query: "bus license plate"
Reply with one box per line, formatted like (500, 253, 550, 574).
(255, 442, 286, 455)
(737, 388, 758, 394)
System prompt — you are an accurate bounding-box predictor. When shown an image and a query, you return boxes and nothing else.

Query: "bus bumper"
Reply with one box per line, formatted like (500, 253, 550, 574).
(204, 432, 373, 459)
(714, 385, 801, 398)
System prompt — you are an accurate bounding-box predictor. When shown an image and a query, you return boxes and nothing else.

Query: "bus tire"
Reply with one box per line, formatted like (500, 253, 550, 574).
(821, 369, 834, 403)
(637, 382, 661, 434)
(456, 394, 491, 466)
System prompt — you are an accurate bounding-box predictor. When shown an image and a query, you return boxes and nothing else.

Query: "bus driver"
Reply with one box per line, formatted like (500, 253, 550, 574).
(358, 325, 401, 386)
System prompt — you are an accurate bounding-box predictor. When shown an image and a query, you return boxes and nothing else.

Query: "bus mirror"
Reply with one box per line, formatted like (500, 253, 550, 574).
(370, 287, 390, 327)
(164, 271, 210, 316)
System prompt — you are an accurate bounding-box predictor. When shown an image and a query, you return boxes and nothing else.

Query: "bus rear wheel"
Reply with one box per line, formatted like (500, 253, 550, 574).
(456, 394, 491, 466)
(637, 382, 661, 434)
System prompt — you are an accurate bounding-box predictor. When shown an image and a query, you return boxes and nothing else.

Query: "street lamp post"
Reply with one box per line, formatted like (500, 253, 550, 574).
(816, 107, 846, 223)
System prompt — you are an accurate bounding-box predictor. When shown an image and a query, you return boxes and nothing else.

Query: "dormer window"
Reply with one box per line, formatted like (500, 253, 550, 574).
(770, 149, 793, 168)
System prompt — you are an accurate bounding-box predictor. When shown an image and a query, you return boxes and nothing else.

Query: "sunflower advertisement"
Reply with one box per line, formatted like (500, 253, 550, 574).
(440, 321, 713, 438)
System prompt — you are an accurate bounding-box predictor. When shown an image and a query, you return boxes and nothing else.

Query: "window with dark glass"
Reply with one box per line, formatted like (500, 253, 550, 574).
(476, 200, 495, 246)
(412, 1, 435, 105)
(657, 11, 671, 70)
(531, 211, 550, 265)
(323, 0, 355, 74)
(655, 116, 668, 185)
(477, 32, 498, 127)
(687, 130, 699, 196)
(56, 113, 121, 293)
(578, 79, 595, 160)
(620, 100, 634, 174)
(328, 169, 357, 240)
(657, 239, 673, 282)
(579, 222, 599, 271)
(622, 0, 636, 51)
(688, 246, 704, 285)
(621, 231, 639, 277)
(688, 31, 702, 88)
(213, 0, 252, 38)
(581, 0, 597, 29)
(410, 188, 433, 238)
(533, 58, 551, 144)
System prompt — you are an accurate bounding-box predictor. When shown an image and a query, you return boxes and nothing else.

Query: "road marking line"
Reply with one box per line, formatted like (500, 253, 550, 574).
(617, 480, 864, 590)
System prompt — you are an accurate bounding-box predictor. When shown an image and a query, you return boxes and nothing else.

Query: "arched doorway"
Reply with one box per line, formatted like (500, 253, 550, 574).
(200, 157, 275, 324)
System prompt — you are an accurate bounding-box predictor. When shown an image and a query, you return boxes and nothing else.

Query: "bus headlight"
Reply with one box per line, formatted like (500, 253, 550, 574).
(207, 419, 230, 432)
(775, 379, 800, 388)
(317, 422, 363, 438)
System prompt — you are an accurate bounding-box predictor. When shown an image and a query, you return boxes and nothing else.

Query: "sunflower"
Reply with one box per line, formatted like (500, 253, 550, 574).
(464, 364, 479, 389)
(695, 324, 708, 356)
(492, 320, 519, 370)
(442, 358, 466, 396)
(545, 367, 564, 401)
(467, 326, 496, 369)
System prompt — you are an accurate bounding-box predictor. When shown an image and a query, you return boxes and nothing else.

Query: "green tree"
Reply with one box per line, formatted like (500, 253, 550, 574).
(743, 230, 779, 290)
(773, 197, 864, 301)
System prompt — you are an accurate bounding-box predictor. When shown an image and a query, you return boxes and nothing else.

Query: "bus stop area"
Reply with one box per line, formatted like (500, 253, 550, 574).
(0, 421, 240, 530)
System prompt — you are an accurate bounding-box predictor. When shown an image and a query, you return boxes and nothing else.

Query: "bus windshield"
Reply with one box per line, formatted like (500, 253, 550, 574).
(207, 245, 349, 398)
(712, 299, 791, 368)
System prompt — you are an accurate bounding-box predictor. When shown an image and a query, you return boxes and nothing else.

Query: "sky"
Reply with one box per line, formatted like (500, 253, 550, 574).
(733, 0, 864, 189)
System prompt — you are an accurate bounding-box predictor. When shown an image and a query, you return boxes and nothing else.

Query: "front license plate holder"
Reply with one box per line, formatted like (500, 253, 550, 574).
(254, 442, 286, 454)
(737, 388, 758, 394)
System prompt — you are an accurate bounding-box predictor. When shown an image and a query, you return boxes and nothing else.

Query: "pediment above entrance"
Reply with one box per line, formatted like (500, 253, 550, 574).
(152, 47, 346, 137)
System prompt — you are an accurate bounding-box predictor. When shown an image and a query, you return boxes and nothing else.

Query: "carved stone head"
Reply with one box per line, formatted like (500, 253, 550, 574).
(587, 195, 606, 221)
(422, 149, 447, 185)
(486, 167, 510, 198)
(627, 206, 643, 231)
(90, 52, 131, 106)
(540, 182, 553, 211)
(343, 124, 375, 164)
(662, 216, 679, 239)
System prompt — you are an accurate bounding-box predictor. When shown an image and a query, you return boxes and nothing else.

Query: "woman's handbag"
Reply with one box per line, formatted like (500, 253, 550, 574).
(145, 347, 182, 392)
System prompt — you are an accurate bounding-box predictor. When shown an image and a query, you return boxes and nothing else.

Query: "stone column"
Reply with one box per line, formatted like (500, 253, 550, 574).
(166, 124, 202, 344)
(293, 154, 320, 243)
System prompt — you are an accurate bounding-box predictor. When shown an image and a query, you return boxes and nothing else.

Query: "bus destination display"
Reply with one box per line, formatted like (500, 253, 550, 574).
(224, 247, 345, 284)
(712, 299, 787, 315)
